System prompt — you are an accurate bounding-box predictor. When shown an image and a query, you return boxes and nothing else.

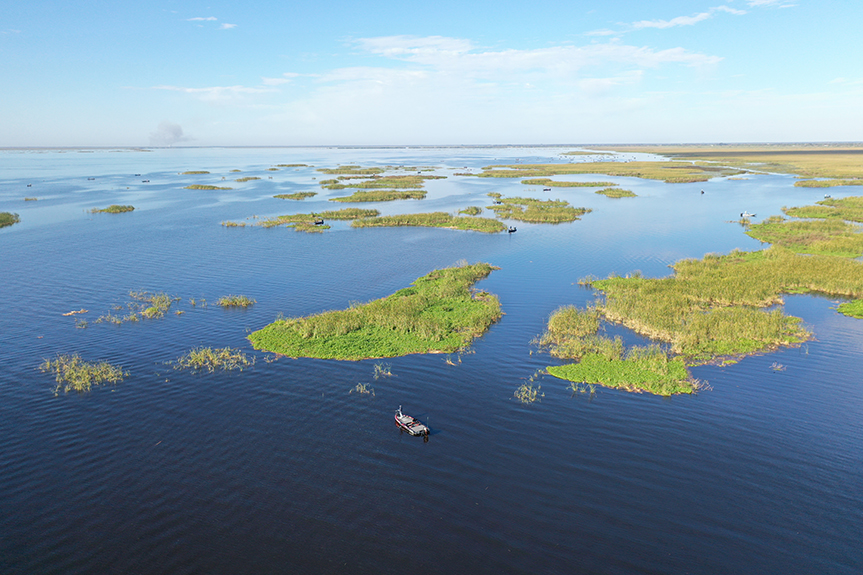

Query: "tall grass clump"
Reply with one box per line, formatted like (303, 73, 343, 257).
(274, 192, 317, 200)
(236, 176, 262, 182)
(174, 347, 253, 372)
(248, 263, 502, 360)
(184, 185, 232, 190)
(90, 205, 135, 213)
(218, 295, 256, 308)
(351, 212, 506, 233)
(596, 188, 636, 198)
(521, 178, 616, 187)
(746, 216, 863, 257)
(130, 291, 177, 319)
(459, 206, 483, 216)
(1, 212, 21, 227)
(837, 299, 863, 318)
(488, 196, 591, 223)
(330, 189, 426, 202)
(40, 353, 128, 394)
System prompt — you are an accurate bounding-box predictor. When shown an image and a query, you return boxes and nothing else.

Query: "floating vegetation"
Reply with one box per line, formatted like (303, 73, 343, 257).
(321, 174, 444, 190)
(221, 221, 246, 227)
(129, 291, 178, 319)
(330, 189, 426, 202)
(248, 262, 502, 360)
(217, 295, 256, 308)
(837, 299, 863, 318)
(276, 164, 310, 168)
(236, 176, 262, 182)
(351, 212, 506, 233)
(24, 197, 37, 201)
(521, 178, 616, 187)
(40, 353, 128, 394)
(90, 205, 135, 214)
(488, 196, 591, 223)
(274, 192, 317, 200)
(373, 362, 393, 379)
(181, 171, 210, 175)
(184, 185, 232, 190)
(350, 382, 375, 395)
(256, 208, 380, 229)
(317, 165, 385, 175)
(458, 206, 483, 216)
(514, 382, 543, 404)
(596, 187, 636, 198)
(475, 162, 742, 183)
(1, 212, 21, 227)
(174, 347, 253, 372)
(267, 168, 279, 171)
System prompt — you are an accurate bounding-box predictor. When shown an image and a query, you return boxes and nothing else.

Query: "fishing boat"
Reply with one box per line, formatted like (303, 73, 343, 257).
(394, 406, 429, 436)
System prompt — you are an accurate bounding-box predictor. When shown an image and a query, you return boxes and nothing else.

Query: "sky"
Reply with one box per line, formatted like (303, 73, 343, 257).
(1, 0, 861, 147)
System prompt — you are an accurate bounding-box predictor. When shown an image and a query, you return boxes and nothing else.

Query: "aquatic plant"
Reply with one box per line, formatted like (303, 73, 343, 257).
(373, 362, 393, 379)
(837, 299, 863, 318)
(458, 206, 483, 216)
(330, 189, 426, 202)
(184, 185, 232, 190)
(351, 212, 506, 233)
(174, 347, 253, 372)
(276, 164, 310, 168)
(514, 382, 543, 403)
(248, 262, 502, 360)
(488, 196, 591, 223)
(317, 166, 385, 175)
(794, 179, 863, 188)
(129, 291, 178, 319)
(181, 171, 210, 175)
(350, 382, 375, 395)
(217, 295, 256, 308)
(746, 216, 863, 257)
(90, 205, 135, 213)
(596, 188, 636, 198)
(236, 176, 262, 182)
(40, 353, 128, 394)
(24, 197, 37, 201)
(274, 192, 317, 200)
(0, 212, 21, 227)
(521, 178, 616, 187)
(783, 195, 863, 223)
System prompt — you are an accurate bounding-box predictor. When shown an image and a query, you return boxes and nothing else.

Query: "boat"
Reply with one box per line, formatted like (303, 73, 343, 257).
(740, 211, 756, 218)
(394, 406, 429, 436)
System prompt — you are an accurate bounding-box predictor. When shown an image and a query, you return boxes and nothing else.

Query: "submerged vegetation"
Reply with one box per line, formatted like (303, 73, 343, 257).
(40, 353, 128, 394)
(274, 192, 317, 200)
(488, 196, 591, 223)
(90, 205, 135, 213)
(174, 347, 253, 372)
(1, 212, 21, 227)
(351, 212, 506, 233)
(248, 262, 502, 360)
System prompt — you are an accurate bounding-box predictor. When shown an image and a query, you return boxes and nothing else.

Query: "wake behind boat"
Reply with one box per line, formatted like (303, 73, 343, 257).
(395, 406, 429, 437)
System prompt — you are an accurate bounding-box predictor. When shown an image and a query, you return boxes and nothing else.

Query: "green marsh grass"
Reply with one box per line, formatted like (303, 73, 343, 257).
(596, 187, 636, 198)
(350, 382, 375, 395)
(746, 216, 863, 257)
(24, 197, 37, 201)
(488, 196, 591, 223)
(330, 189, 426, 202)
(321, 174, 444, 190)
(350, 212, 506, 233)
(795, 179, 863, 188)
(248, 262, 502, 360)
(174, 347, 253, 372)
(40, 353, 128, 394)
(514, 382, 543, 404)
(181, 171, 210, 175)
(274, 192, 317, 200)
(476, 162, 742, 183)
(783, 195, 863, 223)
(184, 185, 232, 190)
(521, 178, 616, 187)
(218, 295, 256, 308)
(236, 176, 261, 182)
(276, 164, 310, 168)
(373, 362, 393, 379)
(458, 206, 483, 216)
(837, 299, 863, 318)
(90, 205, 134, 213)
(317, 166, 385, 175)
(1, 212, 21, 227)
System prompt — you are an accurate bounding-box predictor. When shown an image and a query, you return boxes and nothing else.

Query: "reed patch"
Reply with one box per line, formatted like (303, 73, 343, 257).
(350, 212, 506, 233)
(274, 192, 317, 200)
(40, 353, 128, 394)
(174, 347, 253, 372)
(1, 212, 21, 227)
(90, 205, 135, 213)
(488, 196, 591, 223)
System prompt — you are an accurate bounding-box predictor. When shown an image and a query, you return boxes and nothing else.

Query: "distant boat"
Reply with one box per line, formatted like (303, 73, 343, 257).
(507, 226, 517, 234)
(740, 211, 756, 218)
(395, 406, 429, 437)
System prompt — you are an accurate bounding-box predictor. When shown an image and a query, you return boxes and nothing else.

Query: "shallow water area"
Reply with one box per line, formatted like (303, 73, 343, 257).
(1, 147, 861, 575)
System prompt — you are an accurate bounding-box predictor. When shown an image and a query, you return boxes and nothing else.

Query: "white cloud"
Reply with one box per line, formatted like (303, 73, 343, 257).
(153, 85, 276, 104)
(187, 17, 217, 21)
(262, 73, 301, 86)
(631, 6, 746, 30)
(220, 23, 237, 30)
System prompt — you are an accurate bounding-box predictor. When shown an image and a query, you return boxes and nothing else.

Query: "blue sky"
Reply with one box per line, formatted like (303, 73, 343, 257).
(1, 0, 860, 146)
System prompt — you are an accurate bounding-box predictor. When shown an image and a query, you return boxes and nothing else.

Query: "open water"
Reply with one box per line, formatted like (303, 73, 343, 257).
(1, 147, 861, 574)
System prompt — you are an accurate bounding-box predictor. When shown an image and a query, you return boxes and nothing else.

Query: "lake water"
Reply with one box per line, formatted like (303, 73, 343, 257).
(1, 147, 861, 574)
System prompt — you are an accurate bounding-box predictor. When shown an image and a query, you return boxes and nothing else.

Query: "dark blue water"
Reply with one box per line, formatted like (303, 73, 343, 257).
(1, 147, 861, 574)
